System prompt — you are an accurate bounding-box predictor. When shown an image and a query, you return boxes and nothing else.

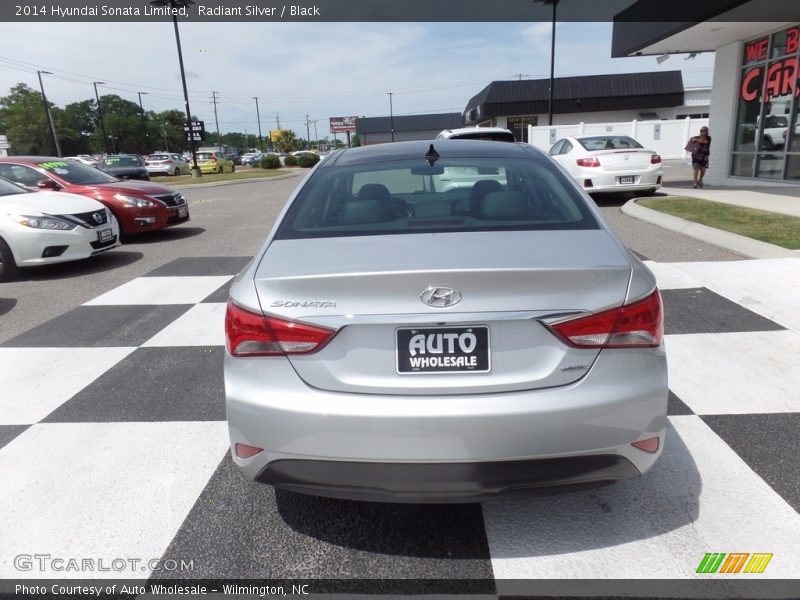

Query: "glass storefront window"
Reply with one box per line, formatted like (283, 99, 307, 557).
(731, 154, 757, 177)
(772, 25, 799, 58)
(733, 24, 800, 180)
(786, 155, 800, 180)
(755, 153, 786, 178)
(742, 36, 769, 66)
(735, 67, 762, 151)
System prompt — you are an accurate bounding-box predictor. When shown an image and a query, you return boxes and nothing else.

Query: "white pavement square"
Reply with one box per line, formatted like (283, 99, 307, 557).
(484, 416, 800, 582)
(667, 258, 800, 332)
(83, 276, 232, 306)
(643, 261, 703, 290)
(0, 421, 229, 579)
(666, 330, 800, 415)
(0, 347, 136, 425)
(142, 303, 227, 347)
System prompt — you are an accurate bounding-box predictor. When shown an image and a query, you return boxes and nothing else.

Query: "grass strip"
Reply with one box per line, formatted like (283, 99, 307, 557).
(638, 196, 800, 249)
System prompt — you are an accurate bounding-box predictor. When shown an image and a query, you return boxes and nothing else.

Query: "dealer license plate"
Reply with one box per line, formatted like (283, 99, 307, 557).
(396, 326, 490, 374)
(97, 228, 113, 242)
(618, 176, 636, 185)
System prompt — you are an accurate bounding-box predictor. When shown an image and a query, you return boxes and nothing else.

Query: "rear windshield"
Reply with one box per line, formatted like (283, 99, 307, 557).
(103, 156, 142, 167)
(196, 152, 216, 160)
(275, 157, 599, 240)
(148, 154, 170, 161)
(577, 136, 643, 151)
(39, 160, 118, 184)
(442, 131, 516, 142)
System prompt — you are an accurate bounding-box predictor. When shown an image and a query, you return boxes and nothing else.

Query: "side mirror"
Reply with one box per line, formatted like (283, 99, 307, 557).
(36, 179, 60, 190)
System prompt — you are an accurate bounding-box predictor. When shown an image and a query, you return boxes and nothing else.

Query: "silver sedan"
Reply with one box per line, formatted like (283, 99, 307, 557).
(224, 139, 667, 502)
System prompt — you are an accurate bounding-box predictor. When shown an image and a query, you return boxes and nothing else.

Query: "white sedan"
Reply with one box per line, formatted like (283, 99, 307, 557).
(548, 135, 662, 195)
(0, 177, 120, 281)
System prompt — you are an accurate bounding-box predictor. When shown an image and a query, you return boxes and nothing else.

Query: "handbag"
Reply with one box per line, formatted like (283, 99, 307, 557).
(685, 140, 700, 154)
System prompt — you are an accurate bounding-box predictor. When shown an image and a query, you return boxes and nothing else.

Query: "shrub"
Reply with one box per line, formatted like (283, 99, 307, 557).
(260, 155, 281, 169)
(297, 153, 320, 168)
(283, 154, 298, 167)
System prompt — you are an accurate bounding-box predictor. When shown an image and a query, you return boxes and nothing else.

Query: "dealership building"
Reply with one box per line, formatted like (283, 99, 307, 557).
(612, 1, 799, 185)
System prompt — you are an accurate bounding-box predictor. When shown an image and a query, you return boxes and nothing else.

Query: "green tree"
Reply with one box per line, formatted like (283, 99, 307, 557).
(351, 132, 361, 147)
(0, 83, 52, 155)
(273, 130, 299, 153)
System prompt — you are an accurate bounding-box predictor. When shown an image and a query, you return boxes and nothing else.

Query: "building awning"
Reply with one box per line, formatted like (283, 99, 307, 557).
(611, 0, 796, 57)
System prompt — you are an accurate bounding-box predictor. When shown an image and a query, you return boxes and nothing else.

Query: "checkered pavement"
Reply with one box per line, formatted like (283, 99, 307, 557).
(1, 256, 799, 586)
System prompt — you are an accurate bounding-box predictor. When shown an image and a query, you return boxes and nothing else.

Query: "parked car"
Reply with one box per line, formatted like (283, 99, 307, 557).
(0, 157, 190, 236)
(549, 135, 663, 195)
(99, 154, 150, 181)
(66, 155, 102, 168)
(436, 126, 516, 142)
(0, 176, 120, 281)
(224, 139, 667, 503)
(195, 150, 235, 174)
(241, 151, 263, 166)
(145, 152, 191, 176)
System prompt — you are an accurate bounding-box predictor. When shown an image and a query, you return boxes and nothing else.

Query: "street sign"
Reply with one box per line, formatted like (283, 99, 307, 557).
(183, 120, 206, 142)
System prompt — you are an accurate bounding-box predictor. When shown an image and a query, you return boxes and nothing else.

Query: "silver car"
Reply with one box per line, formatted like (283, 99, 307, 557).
(224, 140, 667, 503)
(144, 152, 190, 176)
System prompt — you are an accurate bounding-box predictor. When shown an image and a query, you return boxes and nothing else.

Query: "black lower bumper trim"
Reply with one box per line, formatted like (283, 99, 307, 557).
(255, 455, 641, 503)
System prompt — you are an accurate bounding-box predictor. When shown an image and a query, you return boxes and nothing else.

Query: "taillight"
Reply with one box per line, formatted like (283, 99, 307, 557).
(548, 290, 663, 349)
(576, 157, 601, 167)
(224, 300, 335, 356)
(650, 154, 662, 164)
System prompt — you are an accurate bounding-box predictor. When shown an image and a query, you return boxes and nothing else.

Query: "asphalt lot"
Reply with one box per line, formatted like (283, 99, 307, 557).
(1, 166, 798, 589)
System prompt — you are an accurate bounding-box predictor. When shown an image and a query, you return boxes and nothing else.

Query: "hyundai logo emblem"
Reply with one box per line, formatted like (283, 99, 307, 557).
(420, 286, 462, 308)
(92, 212, 103, 223)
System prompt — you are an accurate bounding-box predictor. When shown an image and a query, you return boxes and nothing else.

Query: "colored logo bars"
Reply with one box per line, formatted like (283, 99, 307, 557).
(696, 553, 773, 574)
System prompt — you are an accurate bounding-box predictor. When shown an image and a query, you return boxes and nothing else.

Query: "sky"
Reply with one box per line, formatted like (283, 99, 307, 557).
(0, 21, 716, 139)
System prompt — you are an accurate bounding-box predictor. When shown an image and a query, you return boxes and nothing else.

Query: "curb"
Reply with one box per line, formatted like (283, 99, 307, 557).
(621, 199, 800, 259)
(170, 171, 302, 191)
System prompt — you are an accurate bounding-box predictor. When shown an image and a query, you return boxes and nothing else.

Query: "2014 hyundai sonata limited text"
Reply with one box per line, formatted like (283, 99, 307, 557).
(224, 139, 667, 503)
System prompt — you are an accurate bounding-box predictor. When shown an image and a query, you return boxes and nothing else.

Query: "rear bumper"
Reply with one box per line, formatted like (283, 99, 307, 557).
(256, 455, 640, 503)
(578, 168, 662, 193)
(226, 348, 668, 502)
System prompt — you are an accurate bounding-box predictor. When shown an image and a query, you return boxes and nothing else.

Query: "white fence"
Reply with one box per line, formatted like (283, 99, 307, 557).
(526, 118, 710, 160)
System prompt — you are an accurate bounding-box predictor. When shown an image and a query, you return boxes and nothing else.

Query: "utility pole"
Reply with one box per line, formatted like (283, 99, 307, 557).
(388, 92, 394, 142)
(253, 97, 263, 151)
(305, 114, 310, 149)
(275, 115, 281, 129)
(534, 0, 560, 126)
(93, 81, 108, 153)
(312, 120, 318, 148)
(137, 91, 149, 151)
(37, 70, 61, 157)
(211, 90, 221, 148)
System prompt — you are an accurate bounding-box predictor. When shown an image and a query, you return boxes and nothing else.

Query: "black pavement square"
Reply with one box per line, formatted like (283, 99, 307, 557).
(201, 280, 233, 303)
(144, 257, 252, 277)
(0, 305, 192, 348)
(667, 390, 693, 416)
(154, 455, 495, 581)
(42, 347, 225, 423)
(661, 288, 784, 335)
(702, 413, 800, 513)
(0, 425, 30, 450)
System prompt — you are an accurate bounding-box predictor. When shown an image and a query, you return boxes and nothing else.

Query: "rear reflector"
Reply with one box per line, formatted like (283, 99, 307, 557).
(548, 290, 663, 349)
(583, 179, 593, 188)
(657, 175, 662, 184)
(235, 443, 263, 459)
(224, 300, 336, 357)
(631, 437, 660, 453)
(577, 157, 601, 167)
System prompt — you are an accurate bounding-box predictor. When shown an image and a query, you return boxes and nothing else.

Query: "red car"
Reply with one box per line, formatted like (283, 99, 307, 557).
(0, 157, 190, 236)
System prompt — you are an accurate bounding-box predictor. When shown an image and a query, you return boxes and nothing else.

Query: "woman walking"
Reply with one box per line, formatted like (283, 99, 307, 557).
(687, 127, 711, 188)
